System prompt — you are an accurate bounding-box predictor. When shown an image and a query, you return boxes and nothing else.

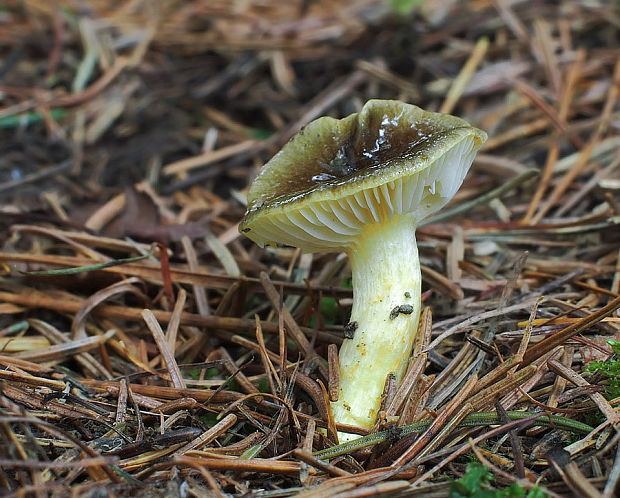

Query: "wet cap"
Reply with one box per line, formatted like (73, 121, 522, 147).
(240, 100, 487, 252)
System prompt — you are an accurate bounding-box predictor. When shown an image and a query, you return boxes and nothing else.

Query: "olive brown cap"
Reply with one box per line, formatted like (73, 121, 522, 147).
(240, 99, 487, 251)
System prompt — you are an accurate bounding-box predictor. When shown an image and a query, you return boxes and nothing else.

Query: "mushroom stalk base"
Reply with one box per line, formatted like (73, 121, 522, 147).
(332, 215, 421, 441)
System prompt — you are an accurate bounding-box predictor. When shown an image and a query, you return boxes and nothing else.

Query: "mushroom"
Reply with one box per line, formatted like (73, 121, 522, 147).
(240, 100, 486, 440)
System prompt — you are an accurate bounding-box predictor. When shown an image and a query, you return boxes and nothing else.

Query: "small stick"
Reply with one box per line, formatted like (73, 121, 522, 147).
(522, 295, 620, 366)
(255, 315, 280, 395)
(0, 289, 341, 344)
(440, 37, 489, 114)
(181, 236, 210, 316)
(317, 379, 339, 444)
(533, 58, 620, 223)
(163, 140, 258, 176)
(390, 374, 478, 467)
(259, 271, 328, 377)
(495, 400, 525, 479)
(293, 449, 350, 477)
(327, 344, 340, 402)
(174, 455, 300, 475)
(386, 353, 427, 417)
(164, 288, 186, 352)
(115, 378, 128, 425)
(548, 360, 619, 425)
(141, 309, 185, 389)
(423, 169, 539, 226)
(173, 414, 237, 456)
(411, 415, 543, 488)
(218, 347, 261, 398)
(300, 419, 316, 485)
(469, 365, 537, 410)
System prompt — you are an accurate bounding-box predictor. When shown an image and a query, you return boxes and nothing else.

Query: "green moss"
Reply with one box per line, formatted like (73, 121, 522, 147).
(586, 340, 620, 399)
(449, 462, 547, 498)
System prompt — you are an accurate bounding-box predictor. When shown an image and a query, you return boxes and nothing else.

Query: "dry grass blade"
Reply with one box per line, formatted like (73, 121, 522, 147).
(533, 59, 620, 222)
(440, 37, 489, 114)
(163, 140, 259, 176)
(174, 455, 301, 475)
(293, 448, 351, 477)
(391, 375, 478, 468)
(72, 277, 145, 339)
(0, 289, 340, 343)
(522, 295, 620, 366)
(15, 329, 114, 362)
(259, 271, 327, 377)
(0, 252, 353, 298)
(548, 360, 619, 425)
(327, 343, 340, 402)
(174, 414, 237, 456)
(412, 414, 545, 487)
(141, 309, 185, 389)
(544, 448, 604, 498)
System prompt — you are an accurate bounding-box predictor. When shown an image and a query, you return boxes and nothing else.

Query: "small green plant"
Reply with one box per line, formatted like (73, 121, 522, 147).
(199, 412, 219, 428)
(257, 377, 270, 393)
(308, 279, 351, 327)
(449, 462, 547, 498)
(586, 340, 620, 399)
(307, 296, 338, 328)
(389, 0, 422, 16)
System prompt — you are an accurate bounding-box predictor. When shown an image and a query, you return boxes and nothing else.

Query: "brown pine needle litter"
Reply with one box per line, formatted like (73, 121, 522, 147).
(1, 1, 619, 496)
